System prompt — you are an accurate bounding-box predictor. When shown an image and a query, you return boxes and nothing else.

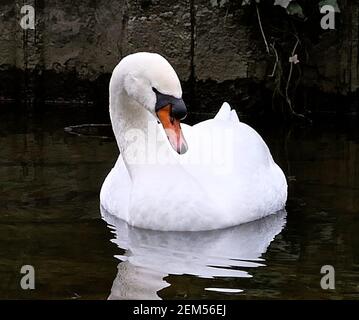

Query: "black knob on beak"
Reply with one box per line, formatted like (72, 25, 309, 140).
(170, 98, 187, 120)
(153, 87, 187, 120)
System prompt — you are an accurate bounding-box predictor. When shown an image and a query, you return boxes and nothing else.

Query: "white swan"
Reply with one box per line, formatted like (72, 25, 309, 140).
(100, 52, 287, 231)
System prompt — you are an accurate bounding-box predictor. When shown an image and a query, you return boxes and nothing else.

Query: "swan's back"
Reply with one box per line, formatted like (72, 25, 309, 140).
(179, 103, 287, 225)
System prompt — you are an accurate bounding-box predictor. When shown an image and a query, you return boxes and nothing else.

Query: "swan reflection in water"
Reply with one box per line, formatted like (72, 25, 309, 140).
(101, 208, 287, 299)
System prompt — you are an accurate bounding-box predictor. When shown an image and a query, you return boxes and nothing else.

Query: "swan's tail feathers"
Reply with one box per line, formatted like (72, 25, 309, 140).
(230, 109, 240, 123)
(214, 102, 231, 121)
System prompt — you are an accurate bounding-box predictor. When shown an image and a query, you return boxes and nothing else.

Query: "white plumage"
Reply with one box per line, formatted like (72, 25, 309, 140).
(100, 52, 287, 231)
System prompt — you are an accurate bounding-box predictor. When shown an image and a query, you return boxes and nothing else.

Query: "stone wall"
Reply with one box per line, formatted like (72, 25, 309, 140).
(0, 0, 358, 114)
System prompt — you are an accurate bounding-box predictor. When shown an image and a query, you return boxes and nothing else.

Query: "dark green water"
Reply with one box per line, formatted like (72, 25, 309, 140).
(1, 106, 359, 299)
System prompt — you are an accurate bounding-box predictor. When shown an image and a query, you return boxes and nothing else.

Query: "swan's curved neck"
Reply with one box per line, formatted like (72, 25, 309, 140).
(110, 89, 176, 178)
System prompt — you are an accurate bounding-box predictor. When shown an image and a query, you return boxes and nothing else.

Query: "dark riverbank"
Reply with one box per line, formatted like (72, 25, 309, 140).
(1, 1, 359, 117)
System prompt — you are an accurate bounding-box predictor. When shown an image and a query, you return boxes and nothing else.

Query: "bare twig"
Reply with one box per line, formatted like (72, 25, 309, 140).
(285, 37, 305, 119)
(254, 5, 306, 120)
(268, 43, 279, 77)
(256, 4, 270, 54)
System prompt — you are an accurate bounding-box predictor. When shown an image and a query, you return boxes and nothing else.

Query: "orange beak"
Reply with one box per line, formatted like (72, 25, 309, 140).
(156, 105, 188, 154)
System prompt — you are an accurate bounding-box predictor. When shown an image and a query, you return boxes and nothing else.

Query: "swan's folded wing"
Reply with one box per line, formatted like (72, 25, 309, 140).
(214, 102, 232, 121)
(230, 109, 240, 123)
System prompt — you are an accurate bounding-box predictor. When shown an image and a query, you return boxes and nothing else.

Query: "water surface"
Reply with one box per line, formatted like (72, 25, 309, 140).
(1, 106, 358, 299)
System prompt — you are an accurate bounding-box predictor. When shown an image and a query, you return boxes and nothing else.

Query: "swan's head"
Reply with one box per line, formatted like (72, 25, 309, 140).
(119, 52, 188, 154)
